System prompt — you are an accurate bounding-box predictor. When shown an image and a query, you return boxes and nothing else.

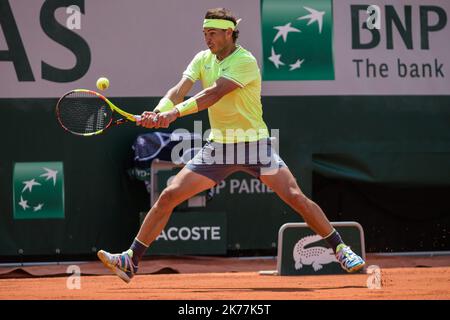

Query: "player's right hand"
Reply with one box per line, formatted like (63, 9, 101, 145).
(137, 111, 158, 128)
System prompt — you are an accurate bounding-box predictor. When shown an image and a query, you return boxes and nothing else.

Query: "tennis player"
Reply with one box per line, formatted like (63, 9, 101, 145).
(98, 8, 365, 283)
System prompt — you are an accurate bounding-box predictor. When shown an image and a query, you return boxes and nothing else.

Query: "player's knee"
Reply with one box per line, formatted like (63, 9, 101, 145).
(157, 188, 179, 210)
(286, 189, 308, 210)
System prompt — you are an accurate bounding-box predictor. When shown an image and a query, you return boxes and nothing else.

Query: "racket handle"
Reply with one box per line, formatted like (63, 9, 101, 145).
(134, 114, 158, 124)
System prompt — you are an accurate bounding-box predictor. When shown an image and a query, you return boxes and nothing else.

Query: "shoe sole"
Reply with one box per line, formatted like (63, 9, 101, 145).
(97, 250, 132, 284)
(347, 262, 366, 273)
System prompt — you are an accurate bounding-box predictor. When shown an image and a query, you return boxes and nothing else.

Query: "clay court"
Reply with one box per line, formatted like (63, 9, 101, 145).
(0, 255, 449, 300)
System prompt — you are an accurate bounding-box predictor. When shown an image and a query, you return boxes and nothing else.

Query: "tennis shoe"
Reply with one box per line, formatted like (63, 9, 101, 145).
(97, 249, 138, 283)
(335, 244, 365, 273)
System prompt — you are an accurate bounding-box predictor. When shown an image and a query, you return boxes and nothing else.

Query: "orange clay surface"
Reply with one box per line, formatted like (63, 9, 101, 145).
(0, 255, 449, 300)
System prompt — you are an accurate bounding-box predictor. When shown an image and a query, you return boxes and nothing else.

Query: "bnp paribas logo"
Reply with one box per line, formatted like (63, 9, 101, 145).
(13, 162, 64, 219)
(261, 0, 334, 80)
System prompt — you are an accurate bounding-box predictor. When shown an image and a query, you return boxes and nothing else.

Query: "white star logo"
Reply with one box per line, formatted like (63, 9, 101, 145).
(273, 22, 301, 43)
(297, 6, 325, 34)
(18, 196, 30, 210)
(33, 203, 44, 212)
(22, 179, 41, 193)
(40, 168, 58, 186)
(268, 47, 285, 69)
(289, 59, 305, 71)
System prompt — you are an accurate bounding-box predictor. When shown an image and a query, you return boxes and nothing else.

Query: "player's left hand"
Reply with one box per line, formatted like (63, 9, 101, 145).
(153, 109, 179, 128)
(138, 111, 158, 128)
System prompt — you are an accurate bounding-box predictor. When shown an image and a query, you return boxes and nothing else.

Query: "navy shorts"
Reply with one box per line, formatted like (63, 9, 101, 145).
(185, 138, 287, 184)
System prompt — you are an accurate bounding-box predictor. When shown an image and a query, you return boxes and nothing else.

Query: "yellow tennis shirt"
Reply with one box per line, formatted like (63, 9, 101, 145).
(182, 45, 269, 143)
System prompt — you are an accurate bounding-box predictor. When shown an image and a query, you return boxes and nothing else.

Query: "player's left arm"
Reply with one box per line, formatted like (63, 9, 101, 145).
(153, 77, 240, 128)
(194, 77, 241, 111)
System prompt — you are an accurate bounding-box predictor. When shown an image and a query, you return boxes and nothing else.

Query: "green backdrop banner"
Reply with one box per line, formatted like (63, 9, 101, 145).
(13, 162, 64, 219)
(144, 211, 227, 256)
(0, 95, 450, 258)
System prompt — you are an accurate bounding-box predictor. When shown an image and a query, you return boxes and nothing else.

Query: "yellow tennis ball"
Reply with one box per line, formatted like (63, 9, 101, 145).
(96, 77, 109, 91)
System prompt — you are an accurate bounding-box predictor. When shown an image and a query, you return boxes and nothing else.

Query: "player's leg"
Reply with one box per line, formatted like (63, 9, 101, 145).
(97, 167, 216, 282)
(136, 167, 216, 245)
(259, 166, 365, 272)
(260, 167, 333, 236)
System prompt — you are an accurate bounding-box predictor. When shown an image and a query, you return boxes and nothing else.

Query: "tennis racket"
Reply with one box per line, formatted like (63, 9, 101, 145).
(56, 89, 141, 136)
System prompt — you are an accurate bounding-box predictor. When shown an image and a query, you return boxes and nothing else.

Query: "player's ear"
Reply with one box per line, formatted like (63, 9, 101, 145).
(225, 28, 233, 40)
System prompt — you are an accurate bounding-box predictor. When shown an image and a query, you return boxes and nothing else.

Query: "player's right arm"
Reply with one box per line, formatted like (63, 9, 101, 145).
(155, 51, 203, 111)
(159, 77, 194, 107)
(139, 77, 194, 128)
(139, 51, 203, 128)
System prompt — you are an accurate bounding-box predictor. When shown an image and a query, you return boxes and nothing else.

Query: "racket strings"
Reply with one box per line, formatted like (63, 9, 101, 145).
(58, 91, 113, 134)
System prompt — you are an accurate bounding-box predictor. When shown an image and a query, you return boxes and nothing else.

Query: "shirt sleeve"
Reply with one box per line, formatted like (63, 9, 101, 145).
(182, 51, 204, 82)
(221, 58, 259, 88)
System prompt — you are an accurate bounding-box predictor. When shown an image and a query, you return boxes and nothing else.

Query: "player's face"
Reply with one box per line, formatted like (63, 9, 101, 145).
(203, 28, 231, 54)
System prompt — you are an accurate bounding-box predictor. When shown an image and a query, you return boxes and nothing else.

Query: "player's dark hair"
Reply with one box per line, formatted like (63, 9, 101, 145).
(205, 8, 239, 43)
